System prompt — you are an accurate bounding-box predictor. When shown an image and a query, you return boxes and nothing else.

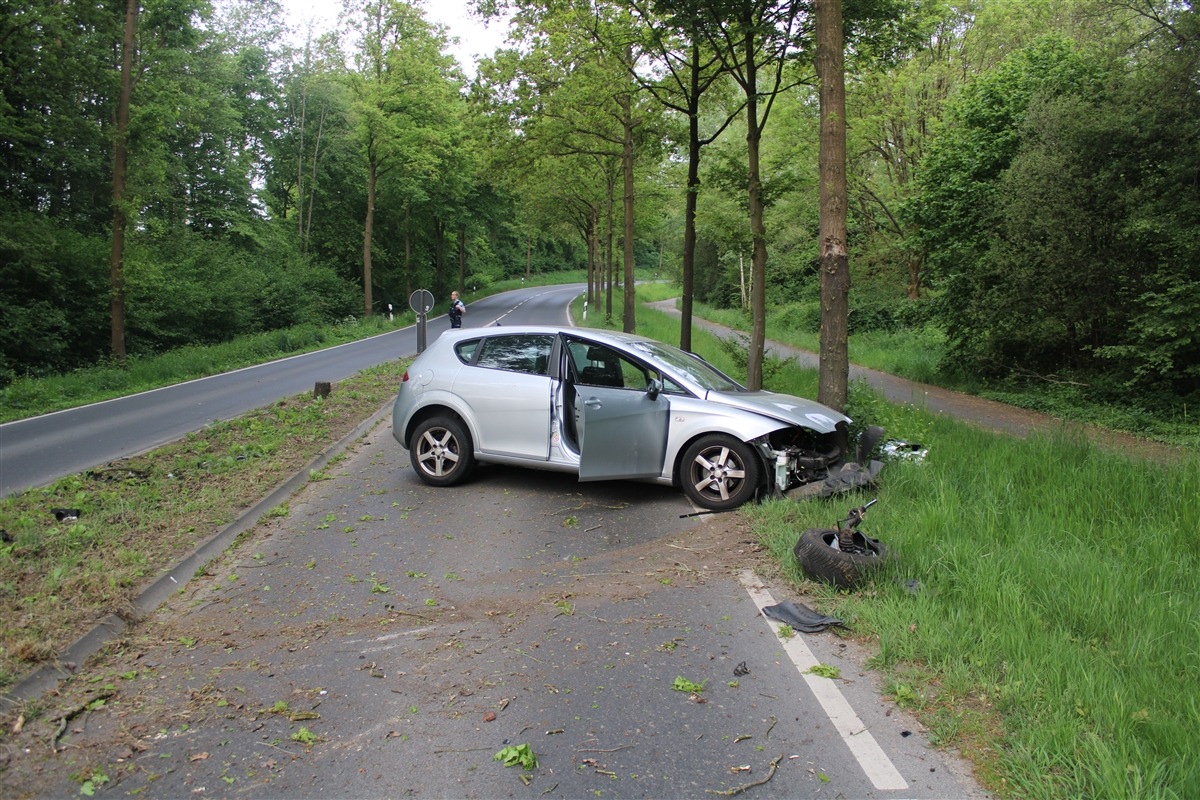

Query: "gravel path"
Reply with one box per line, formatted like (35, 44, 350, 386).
(649, 299, 1183, 461)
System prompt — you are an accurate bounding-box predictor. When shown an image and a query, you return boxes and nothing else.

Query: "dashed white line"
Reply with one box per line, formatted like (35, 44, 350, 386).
(738, 569, 909, 791)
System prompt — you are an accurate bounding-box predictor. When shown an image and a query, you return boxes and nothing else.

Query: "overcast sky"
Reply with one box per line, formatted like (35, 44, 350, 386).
(278, 0, 512, 75)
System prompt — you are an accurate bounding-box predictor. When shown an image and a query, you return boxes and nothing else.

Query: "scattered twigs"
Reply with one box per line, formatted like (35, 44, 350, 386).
(764, 715, 777, 739)
(575, 744, 633, 754)
(52, 691, 114, 752)
(706, 754, 784, 796)
(255, 740, 299, 756)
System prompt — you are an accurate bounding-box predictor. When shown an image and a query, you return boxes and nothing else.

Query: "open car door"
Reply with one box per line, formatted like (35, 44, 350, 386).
(566, 340, 669, 481)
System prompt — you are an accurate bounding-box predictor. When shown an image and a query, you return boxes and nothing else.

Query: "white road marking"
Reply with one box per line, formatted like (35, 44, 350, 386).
(738, 569, 909, 791)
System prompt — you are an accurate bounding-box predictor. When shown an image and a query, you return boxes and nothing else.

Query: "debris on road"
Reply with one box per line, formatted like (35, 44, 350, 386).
(707, 754, 784, 796)
(762, 601, 846, 633)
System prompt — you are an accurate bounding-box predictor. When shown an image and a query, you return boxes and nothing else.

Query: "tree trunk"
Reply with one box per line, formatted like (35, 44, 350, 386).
(605, 178, 614, 321)
(588, 209, 599, 307)
(303, 102, 326, 253)
(620, 80, 636, 333)
(296, 84, 306, 239)
(434, 217, 445, 295)
(907, 251, 923, 299)
(458, 228, 466, 292)
(680, 42, 702, 353)
(816, 0, 850, 411)
(109, 0, 138, 361)
(403, 207, 412, 301)
(744, 29, 766, 391)
(362, 155, 376, 317)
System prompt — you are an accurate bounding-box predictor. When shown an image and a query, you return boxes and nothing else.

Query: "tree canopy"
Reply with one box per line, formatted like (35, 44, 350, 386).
(1, 0, 1197, 408)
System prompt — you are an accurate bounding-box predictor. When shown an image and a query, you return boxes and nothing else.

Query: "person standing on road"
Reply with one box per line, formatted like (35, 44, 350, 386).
(448, 291, 466, 328)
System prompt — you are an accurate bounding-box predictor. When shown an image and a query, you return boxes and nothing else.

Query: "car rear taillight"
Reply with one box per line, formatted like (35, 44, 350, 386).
(401, 370, 409, 383)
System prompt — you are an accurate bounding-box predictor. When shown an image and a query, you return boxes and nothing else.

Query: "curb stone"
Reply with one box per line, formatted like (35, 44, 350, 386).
(1, 400, 396, 707)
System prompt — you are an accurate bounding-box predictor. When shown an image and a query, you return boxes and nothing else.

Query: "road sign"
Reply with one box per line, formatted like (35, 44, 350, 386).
(409, 289, 434, 315)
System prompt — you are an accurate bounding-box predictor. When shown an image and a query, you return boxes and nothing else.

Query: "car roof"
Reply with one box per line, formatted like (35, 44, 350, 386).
(434, 325, 656, 347)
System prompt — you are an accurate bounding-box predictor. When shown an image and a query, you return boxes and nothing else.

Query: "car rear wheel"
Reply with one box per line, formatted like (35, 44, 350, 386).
(681, 434, 761, 511)
(409, 416, 474, 486)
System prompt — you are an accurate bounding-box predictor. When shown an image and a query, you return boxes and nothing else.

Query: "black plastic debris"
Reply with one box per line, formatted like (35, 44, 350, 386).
(762, 600, 846, 633)
(52, 508, 81, 522)
(783, 425, 886, 501)
(0, 530, 12, 544)
(733, 661, 750, 676)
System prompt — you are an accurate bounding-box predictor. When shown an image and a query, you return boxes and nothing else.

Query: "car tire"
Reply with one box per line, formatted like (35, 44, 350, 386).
(793, 527, 888, 589)
(680, 434, 761, 511)
(409, 416, 474, 487)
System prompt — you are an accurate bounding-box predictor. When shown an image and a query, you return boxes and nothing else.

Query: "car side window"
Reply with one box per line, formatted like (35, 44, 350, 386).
(454, 339, 482, 364)
(568, 341, 652, 390)
(660, 375, 687, 394)
(474, 334, 554, 375)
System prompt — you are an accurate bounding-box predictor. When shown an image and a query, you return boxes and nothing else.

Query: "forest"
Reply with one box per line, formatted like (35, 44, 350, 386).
(2, 0, 1197, 411)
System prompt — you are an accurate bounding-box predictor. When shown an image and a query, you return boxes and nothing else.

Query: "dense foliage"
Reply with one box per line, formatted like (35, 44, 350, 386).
(0, 0, 582, 383)
(2, 0, 1197, 409)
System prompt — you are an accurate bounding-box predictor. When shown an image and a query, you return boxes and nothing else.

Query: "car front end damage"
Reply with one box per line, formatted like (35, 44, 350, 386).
(754, 422, 885, 500)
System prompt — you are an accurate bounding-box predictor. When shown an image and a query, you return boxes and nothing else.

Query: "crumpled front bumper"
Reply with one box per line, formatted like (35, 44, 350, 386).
(758, 424, 886, 501)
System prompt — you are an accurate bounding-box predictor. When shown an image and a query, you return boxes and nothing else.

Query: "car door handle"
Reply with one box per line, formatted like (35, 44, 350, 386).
(584, 398, 603, 408)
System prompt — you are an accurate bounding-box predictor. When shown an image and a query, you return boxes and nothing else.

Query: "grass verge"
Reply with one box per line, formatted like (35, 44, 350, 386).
(688, 299, 1198, 447)
(0, 360, 408, 691)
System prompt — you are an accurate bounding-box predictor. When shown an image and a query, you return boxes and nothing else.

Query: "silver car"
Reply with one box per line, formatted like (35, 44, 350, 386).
(392, 326, 877, 510)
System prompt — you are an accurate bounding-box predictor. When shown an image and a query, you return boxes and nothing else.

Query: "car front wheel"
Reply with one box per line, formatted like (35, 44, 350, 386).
(409, 416, 474, 486)
(681, 434, 761, 511)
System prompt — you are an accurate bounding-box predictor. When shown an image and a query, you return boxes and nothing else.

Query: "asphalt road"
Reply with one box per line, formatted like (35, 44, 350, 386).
(1, 285, 988, 797)
(3, 417, 984, 799)
(0, 284, 582, 498)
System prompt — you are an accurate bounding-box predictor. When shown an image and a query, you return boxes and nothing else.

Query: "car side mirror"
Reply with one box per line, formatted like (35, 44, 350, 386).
(646, 378, 662, 401)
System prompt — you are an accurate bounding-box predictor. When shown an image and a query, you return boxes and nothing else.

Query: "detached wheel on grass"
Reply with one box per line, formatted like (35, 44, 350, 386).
(794, 527, 888, 589)
(409, 416, 474, 486)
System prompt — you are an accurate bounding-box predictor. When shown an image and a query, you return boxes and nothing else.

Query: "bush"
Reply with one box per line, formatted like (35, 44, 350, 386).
(773, 301, 822, 334)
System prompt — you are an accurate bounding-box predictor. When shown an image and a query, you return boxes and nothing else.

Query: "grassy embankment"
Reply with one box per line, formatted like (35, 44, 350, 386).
(580, 284, 1200, 800)
(688, 300, 1198, 447)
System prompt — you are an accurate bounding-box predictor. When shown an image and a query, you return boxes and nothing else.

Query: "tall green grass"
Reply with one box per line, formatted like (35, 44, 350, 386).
(747, 413, 1200, 798)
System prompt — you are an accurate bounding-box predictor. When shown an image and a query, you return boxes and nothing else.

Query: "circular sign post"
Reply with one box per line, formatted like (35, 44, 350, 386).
(409, 289, 435, 353)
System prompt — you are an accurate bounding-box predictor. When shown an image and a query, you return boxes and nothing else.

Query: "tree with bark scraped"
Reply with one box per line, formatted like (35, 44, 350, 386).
(815, 0, 849, 412)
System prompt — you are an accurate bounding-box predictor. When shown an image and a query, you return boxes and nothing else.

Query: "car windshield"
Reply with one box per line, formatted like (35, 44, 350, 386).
(628, 341, 745, 392)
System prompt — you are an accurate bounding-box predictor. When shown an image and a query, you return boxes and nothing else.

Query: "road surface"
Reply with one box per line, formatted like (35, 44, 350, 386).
(0, 285, 582, 497)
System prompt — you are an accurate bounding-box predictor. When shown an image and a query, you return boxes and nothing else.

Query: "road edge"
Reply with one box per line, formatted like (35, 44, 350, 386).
(1, 400, 396, 707)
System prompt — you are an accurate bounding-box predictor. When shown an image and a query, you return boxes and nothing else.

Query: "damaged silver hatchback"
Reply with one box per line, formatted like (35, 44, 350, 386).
(392, 326, 880, 511)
